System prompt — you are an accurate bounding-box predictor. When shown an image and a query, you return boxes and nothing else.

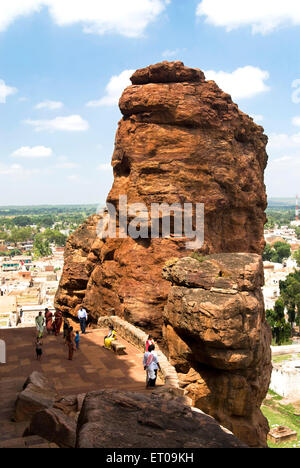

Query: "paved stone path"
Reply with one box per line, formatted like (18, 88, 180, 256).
(0, 327, 156, 448)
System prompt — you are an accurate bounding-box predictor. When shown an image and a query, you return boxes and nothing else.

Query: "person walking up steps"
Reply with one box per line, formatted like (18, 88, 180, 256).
(35, 337, 43, 361)
(54, 310, 63, 336)
(63, 318, 70, 342)
(66, 326, 76, 361)
(45, 308, 53, 335)
(75, 331, 80, 350)
(143, 344, 161, 388)
(78, 306, 88, 334)
(35, 312, 45, 339)
(145, 334, 155, 351)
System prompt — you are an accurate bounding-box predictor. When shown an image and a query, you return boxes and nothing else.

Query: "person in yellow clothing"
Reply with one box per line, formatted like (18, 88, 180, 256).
(104, 324, 117, 349)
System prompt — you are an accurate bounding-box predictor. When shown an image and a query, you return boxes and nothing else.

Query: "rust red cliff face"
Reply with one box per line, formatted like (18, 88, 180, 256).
(55, 61, 268, 334)
(55, 61, 271, 447)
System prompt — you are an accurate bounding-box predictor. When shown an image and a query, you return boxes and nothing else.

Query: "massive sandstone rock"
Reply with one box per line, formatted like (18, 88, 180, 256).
(54, 61, 271, 446)
(162, 253, 272, 447)
(76, 389, 247, 448)
(55, 61, 268, 334)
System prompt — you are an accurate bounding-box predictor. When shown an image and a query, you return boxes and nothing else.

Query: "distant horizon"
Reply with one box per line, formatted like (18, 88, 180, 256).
(0, 198, 296, 209)
(0, 203, 101, 208)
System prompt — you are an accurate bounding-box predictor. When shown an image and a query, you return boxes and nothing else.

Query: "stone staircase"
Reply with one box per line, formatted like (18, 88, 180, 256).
(0, 376, 58, 448)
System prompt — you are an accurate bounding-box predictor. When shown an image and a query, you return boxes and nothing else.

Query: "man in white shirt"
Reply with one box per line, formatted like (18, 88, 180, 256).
(78, 306, 88, 334)
(143, 344, 160, 388)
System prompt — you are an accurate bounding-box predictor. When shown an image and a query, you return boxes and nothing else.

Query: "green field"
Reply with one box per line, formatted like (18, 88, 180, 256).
(262, 390, 300, 448)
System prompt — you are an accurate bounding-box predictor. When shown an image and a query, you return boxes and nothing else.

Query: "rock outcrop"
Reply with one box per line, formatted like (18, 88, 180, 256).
(54, 61, 271, 447)
(54, 214, 101, 316)
(14, 372, 57, 422)
(55, 60, 268, 334)
(16, 373, 86, 448)
(76, 389, 247, 448)
(28, 408, 76, 449)
(18, 374, 247, 448)
(162, 253, 272, 447)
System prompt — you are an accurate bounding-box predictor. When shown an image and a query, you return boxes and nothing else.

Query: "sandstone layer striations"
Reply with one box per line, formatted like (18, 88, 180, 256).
(55, 61, 268, 334)
(163, 253, 272, 447)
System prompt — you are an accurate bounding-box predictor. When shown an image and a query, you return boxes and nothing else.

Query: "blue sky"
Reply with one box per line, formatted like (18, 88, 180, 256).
(0, 0, 300, 205)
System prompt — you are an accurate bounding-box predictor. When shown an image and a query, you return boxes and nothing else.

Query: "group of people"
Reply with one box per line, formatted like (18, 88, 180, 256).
(103, 326, 160, 388)
(35, 307, 161, 389)
(35, 308, 64, 338)
(34, 307, 81, 361)
(35, 308, 63, 361)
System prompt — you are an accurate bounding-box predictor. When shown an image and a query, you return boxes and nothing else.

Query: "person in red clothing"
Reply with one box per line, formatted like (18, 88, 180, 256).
(54, 310, 63, 336)
(45, 308, 53, 335)
(145, 335, 155, 352)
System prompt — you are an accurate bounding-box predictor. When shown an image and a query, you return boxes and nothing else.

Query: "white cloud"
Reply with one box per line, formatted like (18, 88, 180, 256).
(97, 163, 111, 171)
(0, 163, 22, 175)
(261, 118, 300, 196)
(0, 1, 42, 32)
(24, 114, 89, 132)
(0, 0, 169, 37)
(271, 155, 294, 164)
(67, 174, 80, 182)
(54, 160, 80, 169)
(265, 153, 300, 197)
(35, 100, 63, 110)
(0, 163, 40, 177)
(197, 0, 300, 34)
(0, 79, 17, 103)
(86, 70, 134, 107)
(292, 79, 300, 104)
(268, 132, 300, 154)
(162, 48, 185, 58)
(204, 66, 270, 100)
(11, 145, 53, 158)
(251, 114, 264, 123)
(292, 116, 300, 127)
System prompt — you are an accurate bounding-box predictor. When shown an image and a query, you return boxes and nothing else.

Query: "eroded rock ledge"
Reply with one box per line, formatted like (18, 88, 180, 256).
(163, 253, 272, 448)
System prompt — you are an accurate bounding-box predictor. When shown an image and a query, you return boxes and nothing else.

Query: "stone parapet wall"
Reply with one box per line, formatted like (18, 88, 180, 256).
(97, 316, 180, 391)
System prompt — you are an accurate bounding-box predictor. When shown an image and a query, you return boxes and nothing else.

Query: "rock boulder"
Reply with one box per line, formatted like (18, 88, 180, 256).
(28, 408, 76, 448)
(55, 61, 268, 335)
(14, 372, 57, 422)
(163, 254, 272, 447)
(76, 390, 247, 448)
